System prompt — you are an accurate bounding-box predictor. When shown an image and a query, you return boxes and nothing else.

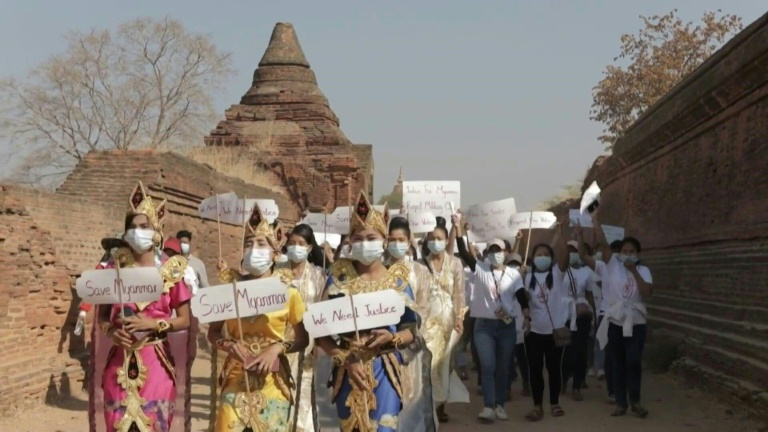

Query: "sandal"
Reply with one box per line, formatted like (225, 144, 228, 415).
(525, 406, 544, 422)
(551, 405, 565, 417)
(611, 407, 627, 416)
(631, 404, 649, 418)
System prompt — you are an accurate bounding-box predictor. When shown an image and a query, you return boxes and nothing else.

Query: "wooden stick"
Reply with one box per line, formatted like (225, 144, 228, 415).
(240, 196, 247, 267)
(523, 214, 534, 266)
(216, 194, 223, 261)
(231, 279, 253, 423)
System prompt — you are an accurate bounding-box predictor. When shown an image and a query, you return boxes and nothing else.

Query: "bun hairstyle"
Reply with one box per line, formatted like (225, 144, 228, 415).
(434, 216, 448, 236)
(389, 216, 411, 237)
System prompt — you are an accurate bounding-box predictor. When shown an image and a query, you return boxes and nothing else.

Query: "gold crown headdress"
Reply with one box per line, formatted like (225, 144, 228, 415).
(128, 181, 166, 242)
(246, 202, 284, 250)
(350, 190, 389, 236)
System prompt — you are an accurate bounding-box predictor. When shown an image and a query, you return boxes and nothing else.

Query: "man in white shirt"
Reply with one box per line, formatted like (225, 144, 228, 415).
(177, 230, 209, 288)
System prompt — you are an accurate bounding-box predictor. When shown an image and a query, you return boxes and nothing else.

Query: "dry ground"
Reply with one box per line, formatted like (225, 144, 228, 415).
(1, 352, 764, 432)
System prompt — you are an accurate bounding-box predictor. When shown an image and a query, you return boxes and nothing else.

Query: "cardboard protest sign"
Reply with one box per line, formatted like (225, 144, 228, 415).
(303, 290, 405, 339)
(199, 193, 279, 224)
(190, 277, 289, 324)
(465, 198, 517, 241)
(76, 267, 164, 305)
(391, 211, 438, 234)
(602, 225, 625, 244)
(569, 209, 594, 227)
(314, 232, 341, 249)
(403, 181, 461, 220)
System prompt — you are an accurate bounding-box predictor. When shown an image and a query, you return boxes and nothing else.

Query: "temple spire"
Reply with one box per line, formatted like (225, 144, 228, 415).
(259, 22, 310, 67)
(397, 166, 403, 184)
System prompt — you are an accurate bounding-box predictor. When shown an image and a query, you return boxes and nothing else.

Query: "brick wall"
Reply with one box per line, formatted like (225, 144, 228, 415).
(0, 150, 302, 413)
(559, 13, 768, 418)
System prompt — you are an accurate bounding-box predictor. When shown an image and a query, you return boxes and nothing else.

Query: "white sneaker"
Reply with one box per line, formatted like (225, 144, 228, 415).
(477, 407, 495, 422)
(494, 405, 509, 421)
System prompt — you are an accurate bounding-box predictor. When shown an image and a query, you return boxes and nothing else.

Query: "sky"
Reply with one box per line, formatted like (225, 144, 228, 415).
(0, 1, 765, 211)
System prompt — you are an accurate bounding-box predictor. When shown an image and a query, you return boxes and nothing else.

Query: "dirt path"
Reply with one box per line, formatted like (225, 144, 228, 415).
(1, 353, 763, 432)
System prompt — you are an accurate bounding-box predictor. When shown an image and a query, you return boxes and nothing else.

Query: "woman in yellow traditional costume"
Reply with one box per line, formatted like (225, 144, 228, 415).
(277, 223, 327, 432)
(92, 182, 194, 432)
(208, 202, 309, 431)
(316, 191, 423, 432)
(421, 216, 467, 422)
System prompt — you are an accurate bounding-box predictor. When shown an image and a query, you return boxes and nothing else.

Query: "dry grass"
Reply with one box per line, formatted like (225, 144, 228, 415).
(185, 146, 283, 193)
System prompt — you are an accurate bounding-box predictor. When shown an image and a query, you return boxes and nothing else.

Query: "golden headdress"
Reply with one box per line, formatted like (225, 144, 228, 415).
(350, 190, 389, 237)
(246, 201, 285, 251)
(128, 181, 166, 244)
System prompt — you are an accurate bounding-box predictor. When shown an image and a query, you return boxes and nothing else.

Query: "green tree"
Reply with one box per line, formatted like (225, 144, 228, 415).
(591, 9, 742, 149)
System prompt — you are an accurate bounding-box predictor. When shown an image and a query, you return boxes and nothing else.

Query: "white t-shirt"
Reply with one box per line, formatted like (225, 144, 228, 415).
(524, 267, 569, 335)
(464, 268, 473, 306)
(470, 261, 524, 320)
(564, 266, 598, 301)
(595, 256, 653, 326)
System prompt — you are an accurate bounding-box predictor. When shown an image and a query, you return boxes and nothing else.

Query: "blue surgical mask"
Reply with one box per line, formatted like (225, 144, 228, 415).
(534, 256, 552, 271)
(569, 252, 581, 267)
(427, 240, 446, 255)
(387, 241, 409, 259)
(488, 252, 506, 266)
(351, 241, 385, 265)
(286, 245, 309, 263)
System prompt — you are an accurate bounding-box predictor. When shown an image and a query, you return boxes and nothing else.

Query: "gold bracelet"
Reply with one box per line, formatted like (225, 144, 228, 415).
(391, 333, 404, 349)
(156, 320, 171, 333)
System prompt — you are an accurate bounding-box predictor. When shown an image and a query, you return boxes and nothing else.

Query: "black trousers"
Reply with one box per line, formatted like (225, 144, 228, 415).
(562, 316, 592, 390)
(510, 343, 530, 390)
(525, 332, 564, 406)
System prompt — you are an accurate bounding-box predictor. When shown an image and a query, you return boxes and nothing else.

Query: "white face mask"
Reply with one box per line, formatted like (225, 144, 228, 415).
(428, 240, 446, 255)
(180, 243, 191, 255)
(387, 241, 409, 259)
(488, 252, 506, 266)
(124, 229, 155, 253)
(351, 240, 385, 265)
(287, 245, 309, 263)
(243, 247, 273, 275)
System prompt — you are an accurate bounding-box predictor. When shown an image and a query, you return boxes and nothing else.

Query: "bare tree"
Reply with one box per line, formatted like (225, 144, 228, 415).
(0, 16, 234, 187)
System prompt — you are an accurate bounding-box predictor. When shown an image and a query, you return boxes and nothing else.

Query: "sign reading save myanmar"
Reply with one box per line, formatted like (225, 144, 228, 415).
(75, 267, 164, 304)
(189, 276, 289, 324)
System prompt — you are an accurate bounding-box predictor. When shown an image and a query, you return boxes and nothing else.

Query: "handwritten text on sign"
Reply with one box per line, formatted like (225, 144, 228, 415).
(75, 267, 164, 304)
(303, 290, 405, 338)
(190, 277, 289, 324)
(403, 181, 460, 219)
(198, 192, 279, 225)
(569, 209, 594, 228)
(508, 211, 557, 231)
(302, 206, 400, 235)
(391, 211, 437, 234)
(465, 197, 517, 241)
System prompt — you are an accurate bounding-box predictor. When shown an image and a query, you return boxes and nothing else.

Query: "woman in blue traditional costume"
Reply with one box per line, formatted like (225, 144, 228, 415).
(316, 191, 423, 432)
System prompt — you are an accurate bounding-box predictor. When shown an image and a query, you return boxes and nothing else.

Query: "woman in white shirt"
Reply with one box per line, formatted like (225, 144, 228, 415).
(576, 211, 653, 418)
(454, 217, 530, 424)
(522, 221, 570, 422)
(562, 240, 598, 401)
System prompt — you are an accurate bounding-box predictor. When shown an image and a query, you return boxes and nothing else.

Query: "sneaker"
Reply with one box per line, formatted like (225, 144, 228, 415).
(494, 405, 509, 421)
(478, 407, 495, 423)
(588, 368, 596, 377)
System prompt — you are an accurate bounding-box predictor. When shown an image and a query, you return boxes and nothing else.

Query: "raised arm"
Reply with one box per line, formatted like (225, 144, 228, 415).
(574, 223, 597, 271)
(591, 209, 612, 262)
(452, 214, 477, 272)
(555, 219, 569, 272)
(446, 222, 457, 255)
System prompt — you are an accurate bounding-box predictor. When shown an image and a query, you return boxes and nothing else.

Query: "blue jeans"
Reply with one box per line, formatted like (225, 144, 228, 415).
(473, 318, 517, 408)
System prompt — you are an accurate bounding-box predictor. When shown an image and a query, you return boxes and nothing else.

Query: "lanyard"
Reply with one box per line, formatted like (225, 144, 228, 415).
(491, 268, 507, 303)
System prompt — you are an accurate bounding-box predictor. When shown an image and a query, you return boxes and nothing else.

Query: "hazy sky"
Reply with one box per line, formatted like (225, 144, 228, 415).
(0, 1, 764, 210)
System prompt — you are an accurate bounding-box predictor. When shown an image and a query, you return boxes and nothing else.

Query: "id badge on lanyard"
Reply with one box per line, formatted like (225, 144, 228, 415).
(493, 269, 512, 324)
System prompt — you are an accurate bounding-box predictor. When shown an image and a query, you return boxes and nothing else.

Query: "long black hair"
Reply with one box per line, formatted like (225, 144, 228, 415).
(389, 216, 411, 237)
(289, 223, 325, 268)
(528, 243, 555, 291)
(433, 216, 449, 237)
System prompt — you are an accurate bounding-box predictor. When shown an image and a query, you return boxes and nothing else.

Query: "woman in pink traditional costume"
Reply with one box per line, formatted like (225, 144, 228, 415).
(90, 181, 194, 432)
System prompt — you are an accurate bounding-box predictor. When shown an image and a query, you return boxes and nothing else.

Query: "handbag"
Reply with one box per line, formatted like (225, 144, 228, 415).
(567, 268, 593, 318)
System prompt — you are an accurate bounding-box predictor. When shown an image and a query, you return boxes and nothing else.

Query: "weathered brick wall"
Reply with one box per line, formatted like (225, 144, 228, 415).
(562, 13, 768, 418)
(0, 150, 302, 413)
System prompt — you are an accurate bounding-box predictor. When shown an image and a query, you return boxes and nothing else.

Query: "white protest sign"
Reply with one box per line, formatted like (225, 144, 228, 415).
(508, 211, 557, 231)
(303, 290, 405, 339)
(580, 181, 601, 214)
(190, 277, 289, 324)
(315, 232, 341, 249)
(569, 209, 594, 227)
(465, 198, 518, 241)
(198, 192, 237, 221)
(391, 212, 437, 234)
(235, 199, 279, 224)
(403, 181, 461, 220)
(76, 267, 164, 305)
(301, 209, 349, 235)
(602, 225, 625, 244)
